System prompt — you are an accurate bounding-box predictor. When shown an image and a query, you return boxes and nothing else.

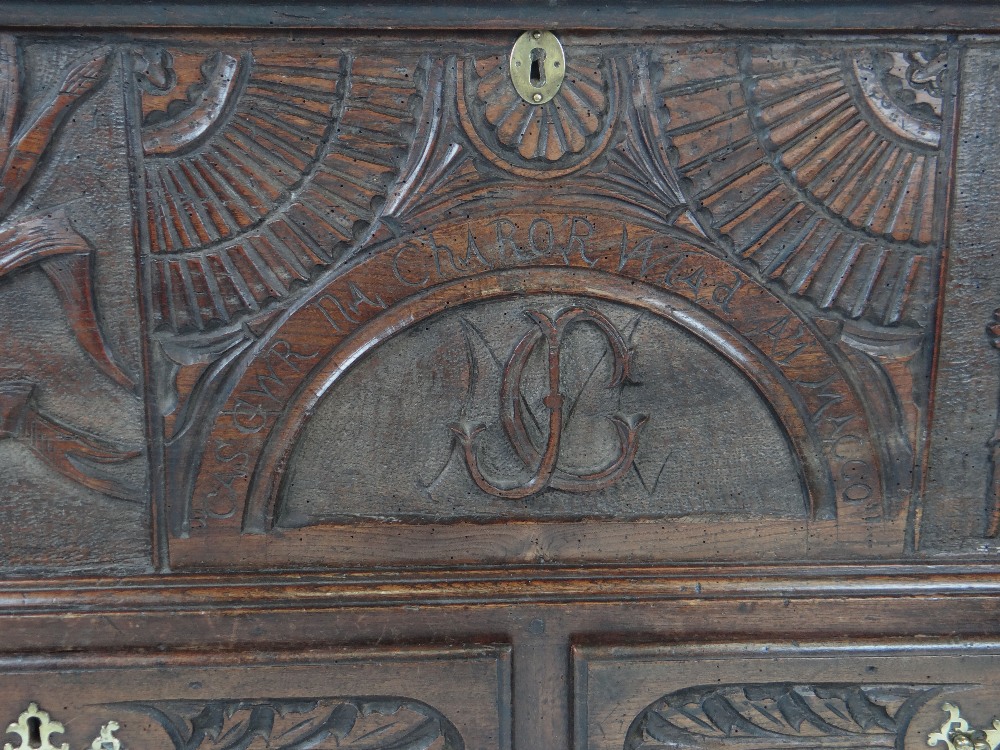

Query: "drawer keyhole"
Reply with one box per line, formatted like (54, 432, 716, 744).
(509, 30, 565, 105)
(26, 717, 42, 749)
(530, 47, 546, 87)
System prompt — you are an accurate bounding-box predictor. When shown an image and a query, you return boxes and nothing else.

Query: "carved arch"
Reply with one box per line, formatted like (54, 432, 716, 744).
(176, 213, 886, 546)
(246, 269, 826, 531)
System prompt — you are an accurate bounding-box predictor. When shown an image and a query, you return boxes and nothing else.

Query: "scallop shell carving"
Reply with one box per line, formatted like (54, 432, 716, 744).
(461, 51, 618, 177)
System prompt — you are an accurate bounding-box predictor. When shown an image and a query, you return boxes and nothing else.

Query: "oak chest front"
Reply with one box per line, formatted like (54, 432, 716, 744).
(2, 4, 1000, 749)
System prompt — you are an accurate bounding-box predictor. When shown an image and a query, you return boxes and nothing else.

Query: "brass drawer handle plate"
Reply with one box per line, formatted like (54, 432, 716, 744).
(4, 704, 120, 750)
(929, 703, 1000, 750)
(510, 30, 565, 104)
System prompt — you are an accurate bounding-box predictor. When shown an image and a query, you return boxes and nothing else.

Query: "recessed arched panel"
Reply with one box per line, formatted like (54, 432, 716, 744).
(242, 268, 833, 533)
(174, 212, 888, 566)
(276, 291, 809, 528)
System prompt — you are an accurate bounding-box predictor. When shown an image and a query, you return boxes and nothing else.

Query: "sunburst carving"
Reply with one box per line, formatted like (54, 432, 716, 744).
(138, 46, 423, 334)
(745, 48, 941, 245)
(655, 43, 947, 327)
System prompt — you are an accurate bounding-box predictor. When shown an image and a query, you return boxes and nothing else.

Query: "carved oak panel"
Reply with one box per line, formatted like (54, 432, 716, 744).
(0, 646, 511, 750)
(0, 36, 147, 575)
(5, 13, 1000, 750)
(2, 29, 999, 572)
(139, 36, 952, 568)
(573, 643, 1000, 750)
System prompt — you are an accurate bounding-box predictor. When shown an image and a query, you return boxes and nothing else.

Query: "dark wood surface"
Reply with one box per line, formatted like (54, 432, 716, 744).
(1, 10, 1000, 750)
(1, 2, 1000, 31)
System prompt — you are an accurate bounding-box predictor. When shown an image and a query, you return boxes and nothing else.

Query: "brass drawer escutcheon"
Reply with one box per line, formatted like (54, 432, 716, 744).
(4, 704, 120, 750)
(929, 703, 1000, 750)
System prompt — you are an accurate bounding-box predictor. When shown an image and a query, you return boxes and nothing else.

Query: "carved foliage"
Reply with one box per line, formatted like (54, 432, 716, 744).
(625, 683, 941, 749)
(0, 381, 141, 500)
(120, 698, 463, 750)
(0, 37, 131, 388)
(0, 35, 141, 504)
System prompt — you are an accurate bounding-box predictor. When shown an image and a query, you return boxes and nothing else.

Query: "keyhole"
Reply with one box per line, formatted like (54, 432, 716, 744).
(530, 48, 546, 87)
(26, 717, 42, 748)
(510, 30, 565, 103)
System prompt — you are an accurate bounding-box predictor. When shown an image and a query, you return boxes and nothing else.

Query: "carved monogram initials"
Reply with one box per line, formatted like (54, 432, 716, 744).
(452, 306, 647, 500)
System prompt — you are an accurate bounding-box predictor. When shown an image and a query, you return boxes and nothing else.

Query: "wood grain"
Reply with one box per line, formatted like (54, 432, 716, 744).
(0, 20, 998, 750)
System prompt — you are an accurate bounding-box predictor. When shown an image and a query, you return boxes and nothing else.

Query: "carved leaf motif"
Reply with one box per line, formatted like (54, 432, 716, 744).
(625, 683, 941, 750)
(0, 40, 110, 215)
(121, 698, 463, 750)
(0, 37, 132, 389)
(0, 380, 142, 501)
(0, 211, 135, 389)
(0, 35, 138, 500)
(0, 35, 140, 504)
(0, 35, 19, 169)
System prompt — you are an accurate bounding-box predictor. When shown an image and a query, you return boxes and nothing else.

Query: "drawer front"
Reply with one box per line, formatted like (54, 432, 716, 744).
(574, 642, 1000, 750)
(0, 646, 511, 750)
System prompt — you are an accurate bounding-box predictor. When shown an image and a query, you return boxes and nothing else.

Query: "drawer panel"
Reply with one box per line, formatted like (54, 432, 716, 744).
(574, 642, 1000, 750)
(0, 646, 511, 750)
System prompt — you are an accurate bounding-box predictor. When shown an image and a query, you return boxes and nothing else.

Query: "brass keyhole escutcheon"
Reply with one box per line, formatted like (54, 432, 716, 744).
(510, 30, 565, 104)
